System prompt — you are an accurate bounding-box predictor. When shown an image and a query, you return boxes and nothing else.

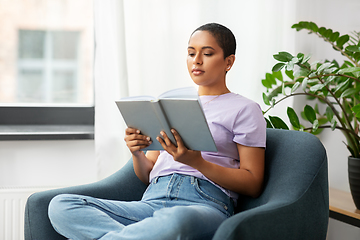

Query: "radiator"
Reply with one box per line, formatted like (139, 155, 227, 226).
(0, 187, 53, 240)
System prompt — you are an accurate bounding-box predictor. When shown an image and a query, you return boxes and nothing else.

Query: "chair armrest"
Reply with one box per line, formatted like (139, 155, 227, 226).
(213, 169, 329, 240)
(24, 158, 147, 240)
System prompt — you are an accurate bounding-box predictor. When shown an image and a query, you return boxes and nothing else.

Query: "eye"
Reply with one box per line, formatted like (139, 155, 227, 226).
(188, 52, 195, 57)
(204, 53, 213, 56)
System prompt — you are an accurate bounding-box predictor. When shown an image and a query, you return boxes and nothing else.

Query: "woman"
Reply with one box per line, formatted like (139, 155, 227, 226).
(48, 23, 266, 240)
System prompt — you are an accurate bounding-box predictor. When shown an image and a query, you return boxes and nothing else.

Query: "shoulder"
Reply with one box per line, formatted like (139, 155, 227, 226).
(222, 93, 262, 113)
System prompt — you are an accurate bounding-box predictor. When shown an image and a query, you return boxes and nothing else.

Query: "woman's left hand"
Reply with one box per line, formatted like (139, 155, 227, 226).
(157, 129, 203, 168)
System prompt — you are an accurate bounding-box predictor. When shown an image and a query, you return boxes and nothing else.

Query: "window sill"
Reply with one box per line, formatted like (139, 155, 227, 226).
(0, 125, 94, 140)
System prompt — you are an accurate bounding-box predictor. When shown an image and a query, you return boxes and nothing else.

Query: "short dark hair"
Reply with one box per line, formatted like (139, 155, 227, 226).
(191, 23, 236, 59)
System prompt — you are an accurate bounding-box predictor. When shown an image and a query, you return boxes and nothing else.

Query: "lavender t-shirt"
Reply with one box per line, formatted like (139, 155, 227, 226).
(149, 93, 266, 200)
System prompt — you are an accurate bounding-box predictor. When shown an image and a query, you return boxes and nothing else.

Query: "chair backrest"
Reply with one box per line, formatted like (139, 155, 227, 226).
(237, 128, 328, 212)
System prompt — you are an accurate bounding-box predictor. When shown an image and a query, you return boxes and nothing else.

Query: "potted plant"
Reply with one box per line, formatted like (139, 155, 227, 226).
(261, 21, 360, 208)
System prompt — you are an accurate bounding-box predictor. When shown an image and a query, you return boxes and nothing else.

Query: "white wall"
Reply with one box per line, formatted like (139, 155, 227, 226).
(0, 140, 96, 188)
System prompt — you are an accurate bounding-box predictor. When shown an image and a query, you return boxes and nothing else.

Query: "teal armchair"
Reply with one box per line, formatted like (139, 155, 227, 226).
(25, 128, 329, 240)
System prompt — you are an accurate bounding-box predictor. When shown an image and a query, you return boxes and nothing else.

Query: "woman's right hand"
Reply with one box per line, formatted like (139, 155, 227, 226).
(124, 127, 152, 155)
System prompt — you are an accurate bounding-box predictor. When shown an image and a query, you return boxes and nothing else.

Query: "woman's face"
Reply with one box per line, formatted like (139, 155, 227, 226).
(187, 30, 232, 91)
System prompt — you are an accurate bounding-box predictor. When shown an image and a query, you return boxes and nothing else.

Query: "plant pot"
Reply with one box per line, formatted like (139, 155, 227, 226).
(348, 156, 360, 209)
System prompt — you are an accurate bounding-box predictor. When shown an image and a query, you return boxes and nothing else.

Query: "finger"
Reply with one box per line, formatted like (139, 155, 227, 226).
(171, 129, 185, 148)
(157, 135, 168, 150)
(160, 131, 173, 147)
(127, 138, 152, 147)
(124, 133, 150, 143)
(127, 139, 152, 152)
(125, 127, 140, 135)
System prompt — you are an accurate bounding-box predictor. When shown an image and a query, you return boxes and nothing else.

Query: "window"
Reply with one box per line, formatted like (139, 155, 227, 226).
(18, 30, 80, 103)
(0, 1, 94, 140)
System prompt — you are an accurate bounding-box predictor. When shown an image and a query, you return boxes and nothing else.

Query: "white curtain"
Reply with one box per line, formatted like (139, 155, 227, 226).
(94, 0, 297, 180)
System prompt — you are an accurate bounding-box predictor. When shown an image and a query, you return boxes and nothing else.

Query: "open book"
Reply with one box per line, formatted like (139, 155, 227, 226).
(116, 87, 217, 152)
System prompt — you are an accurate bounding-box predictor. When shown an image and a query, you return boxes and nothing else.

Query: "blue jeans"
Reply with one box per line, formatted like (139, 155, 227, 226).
(48, 173, 235, 240)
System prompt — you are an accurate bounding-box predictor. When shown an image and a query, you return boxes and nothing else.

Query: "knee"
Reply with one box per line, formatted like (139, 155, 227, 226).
(48, 194, 82, 227)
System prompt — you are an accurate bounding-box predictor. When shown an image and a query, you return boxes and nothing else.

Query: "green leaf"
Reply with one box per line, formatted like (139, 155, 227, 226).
(318, 27, 326, 36)
(333, 78, 350, 93)
(345, 45, 360, 52)
(312, 119, 319, 132)
(338, 67, 360, 75)
(273, 52, 293, 62)
(285, 70, 294, 80)
(323, 68, 337, 74)
(310, 83, 325, 92)
(297, 53, 304, 62)
(301, 54, 311, 64)
(294, 68, 310, 78)
(351, 103, 360, 116)
(271, 98, 276, 107)
(354, 52, 360, 62)
(314, 104, 320, 114)
(261, 79, 272, 88)
(265, 118, 273, 128)
(291, 23, 302, 31)
(325, 106, 334, 121)
(287, 107, 300, 129)
(330, 31, 340, 42)
(331, 118, 337, 131)
(318, 116, 328, 125)
(272, 63, 285, 72)
(269, 116, 289, 130)
(266, 73, 276, 85)
(302, 77, 308, 92)
(323, 29, 333, 38)
(322, 87, 329, 97)
(340, 88, 358, 98)
(272, 71, 283, 81)
(317, 62, 334, 73)
(314, 103, 320, 114)
(304, 105, 316, 124)
(281, 82, 286, 95)
(344, 61, 355, 68)
(331, 59, 340, 68)
(310, 60, 321, 71)
(263, 92, 270, 105)
(336, 34, 350, 48)
(309, 22, 319, 32)
(291, 82, 300, 94)
(286, 61, 295, 71)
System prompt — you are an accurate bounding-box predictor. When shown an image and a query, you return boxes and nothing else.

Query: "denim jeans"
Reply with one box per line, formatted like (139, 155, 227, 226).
(48, 173, 234, 240)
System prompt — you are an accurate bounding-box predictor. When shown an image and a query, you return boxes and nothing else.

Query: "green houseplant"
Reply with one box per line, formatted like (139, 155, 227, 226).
(261, 21, 360, 208)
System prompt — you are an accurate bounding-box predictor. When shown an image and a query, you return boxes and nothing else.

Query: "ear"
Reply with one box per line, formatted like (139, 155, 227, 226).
(225, 55, 235, 72)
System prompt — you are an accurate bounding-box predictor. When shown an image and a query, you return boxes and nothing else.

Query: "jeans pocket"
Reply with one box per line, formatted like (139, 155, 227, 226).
(193, 178, 232, 215)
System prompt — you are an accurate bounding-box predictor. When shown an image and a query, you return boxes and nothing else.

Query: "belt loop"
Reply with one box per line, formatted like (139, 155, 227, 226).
(190, 176, 195, 184)
(153, 176, 159, 184)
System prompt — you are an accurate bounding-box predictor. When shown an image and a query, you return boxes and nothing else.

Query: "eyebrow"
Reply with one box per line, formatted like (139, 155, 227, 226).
(187, 46, 215, 50)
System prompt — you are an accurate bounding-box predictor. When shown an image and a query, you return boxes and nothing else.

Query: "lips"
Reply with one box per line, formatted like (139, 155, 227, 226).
(192, 68, 204, 75)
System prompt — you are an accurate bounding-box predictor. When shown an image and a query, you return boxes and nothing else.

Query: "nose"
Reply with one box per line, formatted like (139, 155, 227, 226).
(193, 53, 202, 65)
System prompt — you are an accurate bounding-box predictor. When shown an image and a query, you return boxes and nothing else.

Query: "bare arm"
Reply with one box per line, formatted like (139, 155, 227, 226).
(124, 127, 160, 184)
(194, 144, 265, 197)
(158, 129, 265, 198)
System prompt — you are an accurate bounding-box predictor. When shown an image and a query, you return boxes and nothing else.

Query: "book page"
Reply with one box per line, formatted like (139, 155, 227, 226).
(118, 95, 156, 101)
(158, 86, 198, 100)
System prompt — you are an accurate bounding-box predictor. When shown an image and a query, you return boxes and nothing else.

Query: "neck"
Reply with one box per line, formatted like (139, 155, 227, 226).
(198, 86, 230, 96)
